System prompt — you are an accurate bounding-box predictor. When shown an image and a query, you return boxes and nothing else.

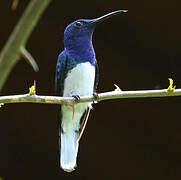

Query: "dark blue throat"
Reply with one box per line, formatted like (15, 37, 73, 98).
(64, 32, 96, 66)
(65, 43, 96, 66)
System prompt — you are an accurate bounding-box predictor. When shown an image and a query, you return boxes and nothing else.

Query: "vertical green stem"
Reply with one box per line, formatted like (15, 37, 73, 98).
(0, 0, 51, 91)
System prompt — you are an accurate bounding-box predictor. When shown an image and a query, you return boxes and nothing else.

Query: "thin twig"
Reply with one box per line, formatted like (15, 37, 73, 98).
(0, 88, 181, 105)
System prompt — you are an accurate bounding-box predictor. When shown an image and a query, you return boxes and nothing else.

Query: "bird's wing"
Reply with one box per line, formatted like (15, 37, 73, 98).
(55, 50, 67, 97)
(94, 61, 99, 92)
(55, 50, 68, 146)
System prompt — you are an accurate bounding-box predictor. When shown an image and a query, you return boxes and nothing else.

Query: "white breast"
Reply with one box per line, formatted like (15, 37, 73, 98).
(61, 62, 95, 131)
(63, 62, 95, 97)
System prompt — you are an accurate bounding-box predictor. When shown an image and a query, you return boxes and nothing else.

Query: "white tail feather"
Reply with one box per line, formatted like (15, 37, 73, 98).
(60, 131, 79, 172)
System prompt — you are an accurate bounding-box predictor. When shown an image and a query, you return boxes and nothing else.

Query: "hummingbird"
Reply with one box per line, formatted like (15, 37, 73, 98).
(55, 10, 128, 172)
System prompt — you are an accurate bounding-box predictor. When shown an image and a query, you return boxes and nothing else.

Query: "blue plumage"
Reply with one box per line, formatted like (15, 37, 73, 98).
(55, 10, 127, 172)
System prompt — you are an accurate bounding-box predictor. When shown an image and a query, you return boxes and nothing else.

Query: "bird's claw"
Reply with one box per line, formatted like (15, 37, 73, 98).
(93, 92, 99, 99)
(93, 92, 99, 104)
(72, 95, 80, 102)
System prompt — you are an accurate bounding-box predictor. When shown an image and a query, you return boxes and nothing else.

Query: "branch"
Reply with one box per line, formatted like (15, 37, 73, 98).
(0, 88, 181, 105)
(0, 0, 51, 91)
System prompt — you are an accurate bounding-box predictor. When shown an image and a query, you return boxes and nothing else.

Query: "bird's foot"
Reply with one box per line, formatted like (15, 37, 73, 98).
(93, 92, 99, 104)
(93, 92, 99, 99)
(72, 95, 80, 102)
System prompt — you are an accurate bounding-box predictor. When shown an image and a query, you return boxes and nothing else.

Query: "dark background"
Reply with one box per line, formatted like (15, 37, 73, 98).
(0, 0, 181, 179)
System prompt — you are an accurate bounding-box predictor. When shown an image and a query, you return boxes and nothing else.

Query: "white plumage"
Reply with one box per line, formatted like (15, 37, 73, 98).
(61, 62, 95, 172)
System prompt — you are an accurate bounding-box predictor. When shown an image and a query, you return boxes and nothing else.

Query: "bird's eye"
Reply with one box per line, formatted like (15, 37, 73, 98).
(75, 21, 83, 27)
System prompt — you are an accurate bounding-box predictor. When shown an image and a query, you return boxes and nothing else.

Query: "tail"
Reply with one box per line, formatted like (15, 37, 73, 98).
(60, 130, 79, 172)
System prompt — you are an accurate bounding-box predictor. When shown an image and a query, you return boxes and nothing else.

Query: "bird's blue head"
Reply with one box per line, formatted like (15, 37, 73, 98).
(64, 10, 128, 65)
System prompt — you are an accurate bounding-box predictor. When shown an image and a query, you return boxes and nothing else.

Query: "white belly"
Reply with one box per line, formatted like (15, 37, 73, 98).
(63, 62, 95, 97)
(61, 62, 95, 131)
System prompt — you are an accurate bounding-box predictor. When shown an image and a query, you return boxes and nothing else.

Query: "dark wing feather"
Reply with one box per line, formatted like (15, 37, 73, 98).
(55, 50, 69, 155)
(55, 50, 67, 97)
(55, 50, 68, 132)
(94, 61, 99, 92)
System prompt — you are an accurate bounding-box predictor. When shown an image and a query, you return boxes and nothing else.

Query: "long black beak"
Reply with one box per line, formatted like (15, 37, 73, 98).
(90, 10, 128, 25)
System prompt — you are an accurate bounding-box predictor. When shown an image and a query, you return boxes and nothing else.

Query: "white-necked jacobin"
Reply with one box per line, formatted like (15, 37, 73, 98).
(55, 10, 128, 172)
